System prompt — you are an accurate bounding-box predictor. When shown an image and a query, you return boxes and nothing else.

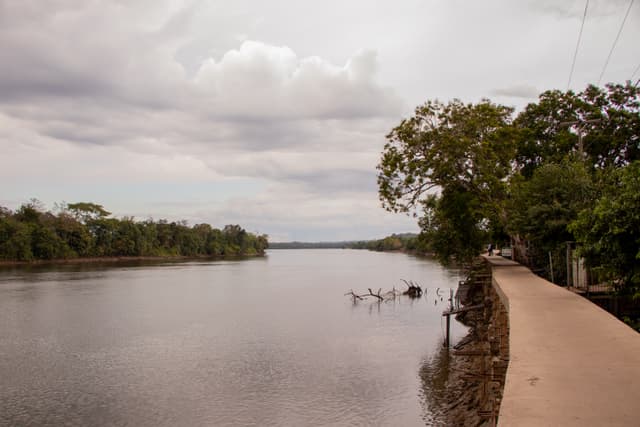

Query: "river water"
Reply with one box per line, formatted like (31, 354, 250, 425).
(0, 249, 465, 426)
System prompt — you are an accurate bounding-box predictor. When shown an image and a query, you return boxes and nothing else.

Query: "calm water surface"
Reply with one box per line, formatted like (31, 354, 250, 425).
(0, 249, 465, 426)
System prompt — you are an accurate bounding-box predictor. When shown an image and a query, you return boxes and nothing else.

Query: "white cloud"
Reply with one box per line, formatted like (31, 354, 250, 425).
(2, 0, 639, 241)
(193, 41, 400, 119)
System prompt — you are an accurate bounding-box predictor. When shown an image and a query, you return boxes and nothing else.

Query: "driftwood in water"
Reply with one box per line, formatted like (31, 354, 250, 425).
(367, 288, 384, 301)
(401, 279, 423, 298)
(344, 288, 385, 303)
(384, 287, 401, 299)
(344, 281, 425, 304)
(344, 289, 365, 303)
(344, 287, 396, 303)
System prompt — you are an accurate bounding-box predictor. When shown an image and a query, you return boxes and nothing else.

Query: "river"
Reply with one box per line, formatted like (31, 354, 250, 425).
(0, 249, 465, 426)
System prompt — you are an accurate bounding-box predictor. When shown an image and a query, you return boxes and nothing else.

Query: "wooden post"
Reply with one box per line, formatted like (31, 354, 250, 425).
(566, 242, 572, 287)
(444, 288, 454, 348)
(445, 313, 450, 348)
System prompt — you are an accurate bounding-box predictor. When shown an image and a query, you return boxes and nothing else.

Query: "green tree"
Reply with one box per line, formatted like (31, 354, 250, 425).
(570, 161, 640, 295)
(255, 234, 268, 254)
(89, 217, 119, 256)
(206, 227, 225, 256)
(513, 89, 582, 178)
(67, 202, 111, 224)
(111, 217, 142, 256)
(0, 216, 33, 260)
(507, 161, 593, 250)
(377, 99, 515, 264)
(506, 161, 593, 282)
(137, 220, 159, 256)
(52, 212, 92, 257)
(15, 199, 45, 223)
(514, 82, 640, 177)
(419, 185, 485, 264)
(579, 83, 640, 169)
(31, 224, 70, 259)
(222, 225, 245, 256)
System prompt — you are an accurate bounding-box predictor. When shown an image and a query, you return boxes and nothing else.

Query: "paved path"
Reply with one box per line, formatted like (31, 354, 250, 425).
(484, 256, 640, 427)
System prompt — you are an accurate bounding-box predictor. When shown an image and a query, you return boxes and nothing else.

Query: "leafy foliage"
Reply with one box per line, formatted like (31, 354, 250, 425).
(514, 82, 640, 177)
(0, 201, 268, 261)
(507, 161, 593, 251)
(378, 99, 515, 213)
(580, 83, 640, 169)
(570, 161, 640, 295)
(378, 83, 639, 277)
(377, 99, 515, 264)
(67, 202, 112, 223)
(419, 185, 485, 265)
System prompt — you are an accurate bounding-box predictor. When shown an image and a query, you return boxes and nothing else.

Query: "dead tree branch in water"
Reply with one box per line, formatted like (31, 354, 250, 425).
(344, 290, 365, 303)
(401, 279, 423, 298)
(367, 288, 384, 301)
(345, 281, 426, 304)
(384, 286, 401, 299)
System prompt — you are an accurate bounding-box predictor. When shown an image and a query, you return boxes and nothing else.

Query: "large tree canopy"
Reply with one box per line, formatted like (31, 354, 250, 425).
(378, 83, 639, 270)
(378, 99, 515, 214)
(377, 100, 515, 264)
(514, 82, 640, 177)
(67, 202, 112, 223)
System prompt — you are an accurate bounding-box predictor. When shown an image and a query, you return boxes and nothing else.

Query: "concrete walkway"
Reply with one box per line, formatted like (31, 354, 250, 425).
(484, 256, 640, 427)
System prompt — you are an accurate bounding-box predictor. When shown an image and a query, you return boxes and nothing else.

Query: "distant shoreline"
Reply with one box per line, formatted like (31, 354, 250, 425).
(268, 245, 434, 255)
(0, 254, 264, 267)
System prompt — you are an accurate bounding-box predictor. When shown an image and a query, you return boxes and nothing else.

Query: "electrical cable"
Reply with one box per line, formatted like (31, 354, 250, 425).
(598, 0, 636, 85)
(567, 0, 590, 90)
(630, 61, 640, 82)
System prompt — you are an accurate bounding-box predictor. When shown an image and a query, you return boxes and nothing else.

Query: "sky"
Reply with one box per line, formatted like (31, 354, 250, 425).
(1, 0, 639, 242)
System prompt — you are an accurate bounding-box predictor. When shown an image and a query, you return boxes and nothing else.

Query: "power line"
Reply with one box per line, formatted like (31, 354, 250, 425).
(567, 0, 590, 90)
(597, 0, 635, 85)
(631, 61, 640, 81)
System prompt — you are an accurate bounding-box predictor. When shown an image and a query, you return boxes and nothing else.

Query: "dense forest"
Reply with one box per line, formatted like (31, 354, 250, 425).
(378, 82, 640, 298)
(0, 201, 268, 261)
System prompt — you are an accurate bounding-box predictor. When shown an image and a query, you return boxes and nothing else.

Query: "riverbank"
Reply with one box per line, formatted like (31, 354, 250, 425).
(426, 258, 507, 426)
(437, 255, 640, 426)
(0, 253, 265, 267)
(421, 332, 491, 427)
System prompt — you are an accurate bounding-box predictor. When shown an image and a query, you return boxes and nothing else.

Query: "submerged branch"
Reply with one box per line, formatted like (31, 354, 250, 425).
(367, 288, 384, 301)
(344, 289, 365, 303)
(401, 279, 423, 298)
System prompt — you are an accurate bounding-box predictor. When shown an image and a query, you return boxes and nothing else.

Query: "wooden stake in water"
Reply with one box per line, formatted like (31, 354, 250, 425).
(444, 288, 454, 348)
(445, 313, 450, 348)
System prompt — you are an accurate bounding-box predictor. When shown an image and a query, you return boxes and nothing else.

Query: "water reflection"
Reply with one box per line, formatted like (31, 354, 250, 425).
(419, 346, 453, 426)
(0, 250, 464, 426)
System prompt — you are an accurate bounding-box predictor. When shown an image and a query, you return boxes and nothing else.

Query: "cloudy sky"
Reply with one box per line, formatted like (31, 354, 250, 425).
(1, 0, 638, 241)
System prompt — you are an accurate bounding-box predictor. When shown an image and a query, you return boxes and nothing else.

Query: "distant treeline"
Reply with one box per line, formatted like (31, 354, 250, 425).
(268, 241, 354, 249)
(0, 200, 268, 262)
(270, 233, 433, 255)
(348, 233, 432, 254)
